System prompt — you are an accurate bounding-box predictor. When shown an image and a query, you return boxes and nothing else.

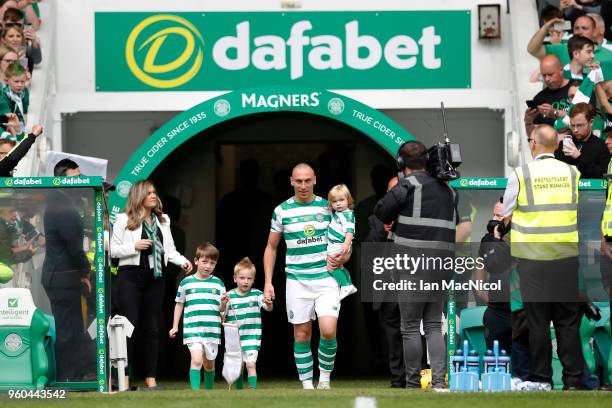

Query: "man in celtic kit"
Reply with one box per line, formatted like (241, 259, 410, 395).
(264, 163, 350, 390)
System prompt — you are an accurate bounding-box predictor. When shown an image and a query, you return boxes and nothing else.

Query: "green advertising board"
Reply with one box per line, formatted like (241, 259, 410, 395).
(95, 11, 471, 91)
(0, 176, 104, 189)
(449, 177, 608, 190)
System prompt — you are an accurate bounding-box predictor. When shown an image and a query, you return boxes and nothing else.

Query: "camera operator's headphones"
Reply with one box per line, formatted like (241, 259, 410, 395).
(396, 140, 427, 170)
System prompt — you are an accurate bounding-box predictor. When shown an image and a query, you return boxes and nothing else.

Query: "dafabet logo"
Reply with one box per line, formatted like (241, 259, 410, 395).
(125, 15, 204, 88)
(98, 11, 471, 91)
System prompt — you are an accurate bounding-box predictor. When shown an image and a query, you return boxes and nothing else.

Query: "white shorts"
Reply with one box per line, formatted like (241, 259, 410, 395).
(286, 277, 341, 324)
(242, 349, 259, 363)
(187, 341, 219, 361)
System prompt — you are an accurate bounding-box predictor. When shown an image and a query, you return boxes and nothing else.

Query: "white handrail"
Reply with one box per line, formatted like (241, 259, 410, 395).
(13, 0, 57, 177)
(507, 1, 543, 168)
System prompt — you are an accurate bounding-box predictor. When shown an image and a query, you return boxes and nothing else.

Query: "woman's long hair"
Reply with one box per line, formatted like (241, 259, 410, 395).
(126, 180, 164, 230)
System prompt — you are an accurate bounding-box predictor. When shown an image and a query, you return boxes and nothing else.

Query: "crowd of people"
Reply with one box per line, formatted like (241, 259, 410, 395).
(0, 0, 44, 173)
(526, 1, 612, 179)
(0, 2, 48, 304)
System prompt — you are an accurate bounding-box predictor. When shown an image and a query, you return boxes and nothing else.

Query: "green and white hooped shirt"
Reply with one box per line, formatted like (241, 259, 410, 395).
(225, 288, 270, 351)
(175, 274, 226, 345)
(327, 209, 355, 247)
(271, 196, 332, 281)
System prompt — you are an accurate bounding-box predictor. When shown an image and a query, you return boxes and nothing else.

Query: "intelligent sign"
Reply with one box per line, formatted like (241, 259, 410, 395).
(95, 11, 471, 91)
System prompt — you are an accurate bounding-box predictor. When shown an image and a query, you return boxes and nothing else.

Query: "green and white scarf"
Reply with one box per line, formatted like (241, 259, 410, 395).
(4, 87, 25, 129)
(562, 63, 585, 80)
(143, 218, 164, 279)
(554, 67, 604, 129)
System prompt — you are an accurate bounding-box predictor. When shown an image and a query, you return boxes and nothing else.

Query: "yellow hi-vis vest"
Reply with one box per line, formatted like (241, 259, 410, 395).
(511, 157, 580, 260)
(602, 159, 612, 237)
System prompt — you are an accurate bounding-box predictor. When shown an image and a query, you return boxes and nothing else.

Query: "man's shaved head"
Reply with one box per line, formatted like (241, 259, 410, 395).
(540, 54, 563, 70)
(532, 125, 559, 150)
(292, 163, 315, 177)
(540, 55, 565, 90)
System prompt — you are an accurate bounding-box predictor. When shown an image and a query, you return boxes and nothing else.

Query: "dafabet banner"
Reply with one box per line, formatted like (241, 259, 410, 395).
(95, 11, 471, 91)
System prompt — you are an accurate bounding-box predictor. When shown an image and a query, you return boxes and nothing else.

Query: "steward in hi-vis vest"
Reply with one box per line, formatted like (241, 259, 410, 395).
(511, 157, 579, 260)
(502, 124, 583, 390)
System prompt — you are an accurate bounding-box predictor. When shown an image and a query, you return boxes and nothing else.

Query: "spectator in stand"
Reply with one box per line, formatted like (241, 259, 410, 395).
(560, 0, 602, 22)
(586, 13, 612, 51)
(2, 7, 24, 26)
(1, 24, 40, 73)
(564, 35, 596, 79)
(0, 2, 40, 30)
(525, 55, 571, 135)
(596, 81, 612, 135)
(555, 102, 610, 178)
(0, 46, 16, 84)
(602, 2, 612, 43)
(568, 80, 582, 102)
(0, 117, 41, 177)
(553, 73, 610, 137)
(0, 62, 27, 133)
(554, 80, 607, 138)
(541, 5, 569, 45)
(553, 80, 582, 135)
(528, 14, 612, 67)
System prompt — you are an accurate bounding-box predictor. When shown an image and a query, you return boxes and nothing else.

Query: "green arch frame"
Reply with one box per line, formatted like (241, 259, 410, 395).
(108, 86, 415, 217)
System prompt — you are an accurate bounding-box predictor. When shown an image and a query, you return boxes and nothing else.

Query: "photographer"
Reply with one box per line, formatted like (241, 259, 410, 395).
(374, 141, 458, 390)
(475, 200, 512, 354)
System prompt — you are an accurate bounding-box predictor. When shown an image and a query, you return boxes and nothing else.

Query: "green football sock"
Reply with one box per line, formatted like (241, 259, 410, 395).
(189, 369, 201, 390)
(235, 373, 244, 390)
(203, 369, 215, 390)
(318, 337, 337, 375)
(294, 340, 313, 382)
(248, 375, 257, 389)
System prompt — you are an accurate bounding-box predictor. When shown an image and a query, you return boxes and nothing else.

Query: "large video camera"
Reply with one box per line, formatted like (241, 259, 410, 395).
(426, 102, 462, 181)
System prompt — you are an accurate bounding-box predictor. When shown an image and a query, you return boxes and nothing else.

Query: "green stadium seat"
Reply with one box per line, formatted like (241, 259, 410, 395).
(43, 314, 57, 384)
(0, 309, 50, 389)
(580, 315, 597, 375)
(0, 289, 53, 390)
(552, 309, 609, 389)
(550, 326, 563, 390)
(458, 306, 487, 358)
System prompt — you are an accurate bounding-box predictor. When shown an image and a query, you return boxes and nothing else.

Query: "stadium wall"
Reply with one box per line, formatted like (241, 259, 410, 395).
(49, 0, 521, 177)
